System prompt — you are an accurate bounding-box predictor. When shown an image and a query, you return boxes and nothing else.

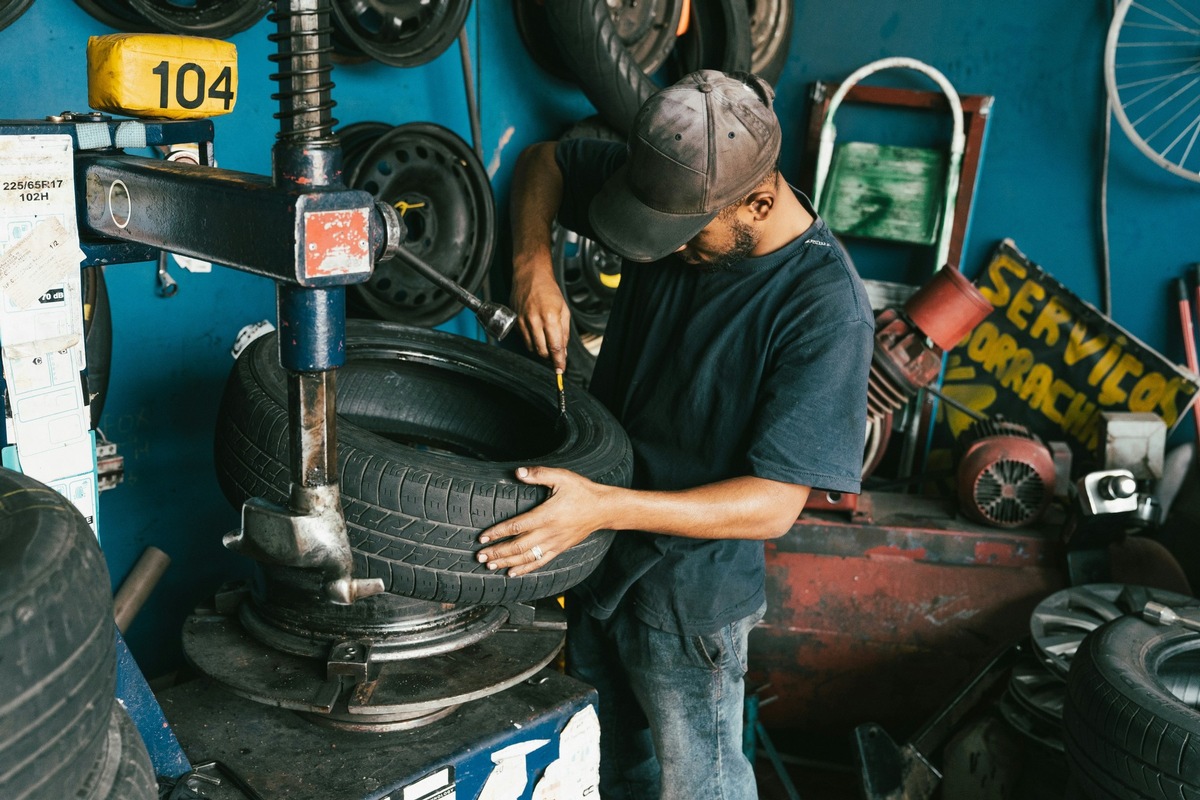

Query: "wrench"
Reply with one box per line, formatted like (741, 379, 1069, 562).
(156, 251, 179, 298)
(1143, 601, 1200, 631)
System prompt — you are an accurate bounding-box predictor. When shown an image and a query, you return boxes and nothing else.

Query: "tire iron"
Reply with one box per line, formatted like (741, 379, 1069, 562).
(1143, 601, 1200, 632)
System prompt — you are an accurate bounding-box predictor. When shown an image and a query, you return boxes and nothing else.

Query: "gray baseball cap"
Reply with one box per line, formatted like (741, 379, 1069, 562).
(589, 70, 782, 263)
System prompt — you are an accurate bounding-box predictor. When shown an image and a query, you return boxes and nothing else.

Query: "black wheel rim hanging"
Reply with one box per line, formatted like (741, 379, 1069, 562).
(349, 122, 495, 328)
(0, 0, 34, 32)
(671, 0, 752, 78)
(72, 0, 156, 31)
(607, 0, 682, 76)
(331, 0, 471, 68)
(336, 121, 391, 180)
(746, 0, 792, 84)
(124, 0, 271, 38)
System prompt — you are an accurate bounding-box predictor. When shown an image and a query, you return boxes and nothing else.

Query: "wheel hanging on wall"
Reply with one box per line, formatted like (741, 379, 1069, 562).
(330, 0, 471, 68)
(349, 122, 495, 328)
(0, 0, 33, 32)
(515, 0, 683, 83)
(214, 320, 633, 605)
(72, 0, 156, 31)
(123, 0, 271, 38)
(1104, 0, 1200, 182)
(545, 0, 680, 135)
(747, 0, 792, 84)
(335, 120, 391, 180)
(669, 0, 752, 79)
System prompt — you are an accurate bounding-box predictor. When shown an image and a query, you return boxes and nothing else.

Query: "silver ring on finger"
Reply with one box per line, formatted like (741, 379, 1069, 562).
(530, 544, 544, 561)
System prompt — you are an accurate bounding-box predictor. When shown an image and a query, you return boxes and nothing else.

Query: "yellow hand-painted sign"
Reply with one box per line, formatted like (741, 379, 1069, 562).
(938, 240, 1197, 471)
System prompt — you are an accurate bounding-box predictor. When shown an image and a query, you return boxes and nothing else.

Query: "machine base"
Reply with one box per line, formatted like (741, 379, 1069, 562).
(158, 668, 598, 800)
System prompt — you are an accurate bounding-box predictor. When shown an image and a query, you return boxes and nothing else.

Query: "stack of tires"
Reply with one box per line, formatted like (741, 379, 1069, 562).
(0, 469, 156, 800)
(1064, 598, 1200, 798)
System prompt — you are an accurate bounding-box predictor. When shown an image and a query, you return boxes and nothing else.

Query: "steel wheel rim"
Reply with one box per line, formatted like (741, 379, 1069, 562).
(72, 0, 155, 31)
(553, 225, 620, 336)
(747, 0, 791, 79)
(609, 0, 682, 74)
(1030, 583, 1198, 677)
(125, 0, 270, 38)
(350, 123, 495, 328)
(331, 0, 470, 68)
(336, 120, 391, 180)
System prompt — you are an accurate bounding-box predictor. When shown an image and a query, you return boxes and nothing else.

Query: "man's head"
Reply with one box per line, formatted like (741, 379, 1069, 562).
(589, 70, 783, 264)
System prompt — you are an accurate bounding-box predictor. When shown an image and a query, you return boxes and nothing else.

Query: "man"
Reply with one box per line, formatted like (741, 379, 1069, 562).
(476, 70, 874, 799)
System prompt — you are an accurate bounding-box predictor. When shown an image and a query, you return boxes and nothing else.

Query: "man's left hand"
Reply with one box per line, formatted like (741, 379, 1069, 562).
(476, 466, 612, 577)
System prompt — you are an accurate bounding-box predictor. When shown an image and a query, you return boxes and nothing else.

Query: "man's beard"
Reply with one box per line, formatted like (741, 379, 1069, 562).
(697, 219, 758, 273)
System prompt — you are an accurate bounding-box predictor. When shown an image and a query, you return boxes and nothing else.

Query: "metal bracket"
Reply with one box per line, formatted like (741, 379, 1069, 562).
(223, 484, 384, 606)
(504, 602, 568, 631)
(327, 640, 372, 683)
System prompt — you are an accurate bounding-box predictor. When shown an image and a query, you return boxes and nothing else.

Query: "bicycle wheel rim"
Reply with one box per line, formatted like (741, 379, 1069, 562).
(1104, 0, 1200, 183)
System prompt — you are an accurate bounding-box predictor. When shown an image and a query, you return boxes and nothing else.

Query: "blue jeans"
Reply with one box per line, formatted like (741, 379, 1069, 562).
(566, 597, 765, 800)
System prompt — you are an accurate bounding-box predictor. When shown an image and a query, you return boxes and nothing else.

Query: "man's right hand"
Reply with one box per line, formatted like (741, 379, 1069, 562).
(511, 257, 570, 374)
(510, 141, 571, 375)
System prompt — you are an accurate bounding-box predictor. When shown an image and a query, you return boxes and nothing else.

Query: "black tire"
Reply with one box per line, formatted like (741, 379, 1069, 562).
(1063, 616, 1200, 800)
(670, 0, 753, 78)
(546, 0, 661, 136)
(83, 266, 112, 431)
(214, 320, 633, 605)
(0, 0, 33, 31)
(124, 0, 270, 38)
(76, 703, 156, 800)
(0, 469, 117, 800)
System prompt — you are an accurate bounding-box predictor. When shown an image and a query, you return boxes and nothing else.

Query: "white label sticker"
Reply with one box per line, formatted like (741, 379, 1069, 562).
(0, 135, 93, 509)
(532, 705, 601, 800)
(0, 217, 84, 309)
(478, 739, 549, 800)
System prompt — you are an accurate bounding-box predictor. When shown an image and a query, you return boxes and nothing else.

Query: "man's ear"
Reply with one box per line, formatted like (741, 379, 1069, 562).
(746, 189, 775, 221)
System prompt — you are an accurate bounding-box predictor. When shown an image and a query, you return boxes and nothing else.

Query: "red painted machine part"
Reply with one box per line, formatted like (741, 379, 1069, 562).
(748, 493, 1189, 741)
(903, 266, 994, 351)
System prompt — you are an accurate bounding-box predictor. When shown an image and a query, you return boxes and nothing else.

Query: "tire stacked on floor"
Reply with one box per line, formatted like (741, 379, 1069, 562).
(0, 469, 156, 800)
(1064, 599, 1200, 798)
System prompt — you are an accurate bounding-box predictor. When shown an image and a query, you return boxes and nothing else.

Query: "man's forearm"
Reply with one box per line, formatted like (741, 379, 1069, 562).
(603, 475, 809, 541)
(476, 469, 809, 575)
(510, 141, 561, 283)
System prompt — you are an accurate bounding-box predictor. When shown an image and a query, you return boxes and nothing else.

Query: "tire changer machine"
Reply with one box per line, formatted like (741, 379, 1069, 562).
(0, 3, 602, 798)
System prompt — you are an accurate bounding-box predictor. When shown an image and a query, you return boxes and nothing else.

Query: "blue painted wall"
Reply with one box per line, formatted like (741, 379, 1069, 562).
(3, 1, 1196, 677)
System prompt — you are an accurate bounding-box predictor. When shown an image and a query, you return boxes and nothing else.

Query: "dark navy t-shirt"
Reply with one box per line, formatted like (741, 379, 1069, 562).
(556, 138, 874, 635)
